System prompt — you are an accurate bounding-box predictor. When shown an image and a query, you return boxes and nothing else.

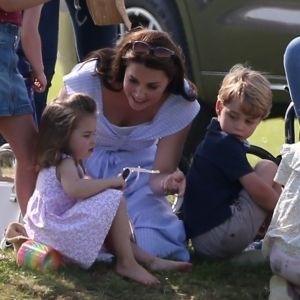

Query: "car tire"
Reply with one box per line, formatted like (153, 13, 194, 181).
(124, 0, 191, 74)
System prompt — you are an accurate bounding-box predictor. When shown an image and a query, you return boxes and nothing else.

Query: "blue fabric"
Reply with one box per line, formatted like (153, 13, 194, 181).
(284, 36, 300, 118)
(17, 46, 36, 122)
(0, 23, 32, 116)
(183, 118, 253, 238)
(34, 0, 60, 124)
(64, 60, 200, 261)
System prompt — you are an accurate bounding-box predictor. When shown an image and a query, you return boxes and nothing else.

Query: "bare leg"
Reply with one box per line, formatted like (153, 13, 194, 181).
(0, 115, 38, 216)
(254, 160, 282, 238)
(106, 198, 160, 285)
(132, 243, 192, 272)
(254, 159, 282, 199)
(254, 159, 282, 211)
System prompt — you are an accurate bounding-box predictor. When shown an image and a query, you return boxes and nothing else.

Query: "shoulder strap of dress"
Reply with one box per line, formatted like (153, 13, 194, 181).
(130, 94, 200, 140)
(63, 60, 104, 111)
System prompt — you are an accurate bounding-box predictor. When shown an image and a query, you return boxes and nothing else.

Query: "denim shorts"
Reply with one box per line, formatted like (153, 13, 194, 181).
(0, 23, 33, 116)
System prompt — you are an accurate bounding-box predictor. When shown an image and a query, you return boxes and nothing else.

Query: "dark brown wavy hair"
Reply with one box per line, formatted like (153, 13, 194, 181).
(36, 93, 97, 170)
(85, 27, 197, 101)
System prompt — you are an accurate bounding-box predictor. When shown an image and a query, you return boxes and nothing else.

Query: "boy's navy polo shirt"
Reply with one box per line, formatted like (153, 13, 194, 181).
(183, 118, 253, 239)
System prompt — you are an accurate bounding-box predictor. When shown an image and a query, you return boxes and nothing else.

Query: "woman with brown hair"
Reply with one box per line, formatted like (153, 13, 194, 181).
(62, 27, 200, 262)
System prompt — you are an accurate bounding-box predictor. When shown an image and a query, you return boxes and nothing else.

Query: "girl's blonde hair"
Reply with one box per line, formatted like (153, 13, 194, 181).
(217, 64, 272, 119)
(36, 93, 97, 170)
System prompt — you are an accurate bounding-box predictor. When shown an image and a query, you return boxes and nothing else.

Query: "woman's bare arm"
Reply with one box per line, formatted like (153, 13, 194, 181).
(149, 125, 191, 196)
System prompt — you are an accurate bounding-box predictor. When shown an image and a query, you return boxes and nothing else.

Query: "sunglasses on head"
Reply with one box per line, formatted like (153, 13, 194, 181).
(131, 41, 175, 58)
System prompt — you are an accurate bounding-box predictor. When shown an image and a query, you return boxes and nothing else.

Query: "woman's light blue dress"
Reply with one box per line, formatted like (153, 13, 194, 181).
(64, 60, 200, 261)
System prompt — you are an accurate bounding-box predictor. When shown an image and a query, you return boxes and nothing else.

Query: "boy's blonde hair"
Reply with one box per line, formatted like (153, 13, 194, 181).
(217, 64, 272, 119)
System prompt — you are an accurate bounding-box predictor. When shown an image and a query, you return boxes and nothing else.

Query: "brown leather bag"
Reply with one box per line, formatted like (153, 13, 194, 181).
(86, 0, 131, 29)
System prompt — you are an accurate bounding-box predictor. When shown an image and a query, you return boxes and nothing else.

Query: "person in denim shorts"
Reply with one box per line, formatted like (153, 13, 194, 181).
(0, 1, 49, 11)
(0, 3, 48, 215)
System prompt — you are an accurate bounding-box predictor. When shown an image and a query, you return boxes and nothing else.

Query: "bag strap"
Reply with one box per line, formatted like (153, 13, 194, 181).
(86, 0, 131, 29)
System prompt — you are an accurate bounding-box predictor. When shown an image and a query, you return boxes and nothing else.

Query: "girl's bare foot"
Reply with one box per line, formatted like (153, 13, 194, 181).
(116, 260, 160, 285)
(148, 257, 192, 273)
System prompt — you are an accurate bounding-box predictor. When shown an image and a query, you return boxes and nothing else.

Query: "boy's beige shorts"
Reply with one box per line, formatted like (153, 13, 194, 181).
(192, 190, 267, 258)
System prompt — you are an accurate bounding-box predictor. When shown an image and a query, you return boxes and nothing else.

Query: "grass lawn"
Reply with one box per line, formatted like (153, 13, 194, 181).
(249, 118, 285, 157)
(0, 249, 271, 300)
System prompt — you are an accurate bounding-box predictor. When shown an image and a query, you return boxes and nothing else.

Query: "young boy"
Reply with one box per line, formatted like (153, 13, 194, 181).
(183, 64, 281, 258)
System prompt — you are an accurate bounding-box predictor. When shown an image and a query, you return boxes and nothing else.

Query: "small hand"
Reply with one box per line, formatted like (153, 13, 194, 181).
(111, 175, 127, 190)
(32, 71, 47, 93)
(162, 170, 186, 196)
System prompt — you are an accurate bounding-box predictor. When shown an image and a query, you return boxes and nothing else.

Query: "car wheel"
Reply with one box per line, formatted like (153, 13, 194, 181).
(122, 0, 191, 73)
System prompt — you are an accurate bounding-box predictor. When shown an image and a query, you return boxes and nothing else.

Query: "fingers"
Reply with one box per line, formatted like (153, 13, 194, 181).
(162, 171, 186, 195)
(33, 78, 46, 92)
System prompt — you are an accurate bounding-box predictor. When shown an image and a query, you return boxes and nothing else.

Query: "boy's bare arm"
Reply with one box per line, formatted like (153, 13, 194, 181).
(240, 171, 280, 211)
(0, 0, 49, 12)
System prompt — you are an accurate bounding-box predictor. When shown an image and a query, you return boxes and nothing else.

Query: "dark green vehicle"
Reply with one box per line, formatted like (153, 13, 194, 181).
(123, 0, 300, 162)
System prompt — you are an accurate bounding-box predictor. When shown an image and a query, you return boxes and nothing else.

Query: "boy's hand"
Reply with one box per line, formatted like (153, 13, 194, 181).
(162, 170, 186, 196)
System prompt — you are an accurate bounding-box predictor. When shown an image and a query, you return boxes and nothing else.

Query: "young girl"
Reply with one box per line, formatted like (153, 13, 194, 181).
(23, 93, 191, 285)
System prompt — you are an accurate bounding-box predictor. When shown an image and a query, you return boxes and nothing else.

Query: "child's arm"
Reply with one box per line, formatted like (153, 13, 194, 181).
(57, 158, 126, 199)
(21, 5, 47, 93)
(240, 160, 281, 211)
(0, 0, 50, 11)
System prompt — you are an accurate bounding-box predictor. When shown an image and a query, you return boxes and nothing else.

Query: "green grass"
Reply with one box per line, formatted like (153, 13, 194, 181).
(0, 250, 271, 300)
(247, 117, 285, 165)
(249, 118, 285, 157)
(47, 61, 64, 103)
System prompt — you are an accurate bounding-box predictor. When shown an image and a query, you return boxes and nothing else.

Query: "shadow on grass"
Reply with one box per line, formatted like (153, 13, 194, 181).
(0, 249, 272, 300)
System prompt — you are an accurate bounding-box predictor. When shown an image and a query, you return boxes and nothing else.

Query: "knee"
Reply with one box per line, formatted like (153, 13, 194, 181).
(254, 159, 277, 174)
(117, 196, 128, 211)
(254, 159, 278, 187)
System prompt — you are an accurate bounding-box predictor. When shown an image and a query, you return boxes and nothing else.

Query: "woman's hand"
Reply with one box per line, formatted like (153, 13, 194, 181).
(161, 170, 186, 196)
